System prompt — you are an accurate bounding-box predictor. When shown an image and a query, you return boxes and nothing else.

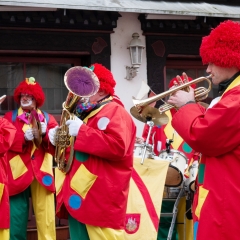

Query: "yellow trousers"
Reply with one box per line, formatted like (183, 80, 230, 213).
(30, 178, 56, 240)
(0, 229, 9, 240)
(87, 225, 125, 240)
(177, 197, 193, 240)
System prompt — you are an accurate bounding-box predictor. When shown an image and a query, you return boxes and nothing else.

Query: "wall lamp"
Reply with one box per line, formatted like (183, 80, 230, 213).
(126, 33, 145, 80)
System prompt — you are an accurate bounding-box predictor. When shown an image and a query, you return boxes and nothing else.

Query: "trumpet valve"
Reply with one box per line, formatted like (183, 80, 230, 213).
(159, 103, 174, 114)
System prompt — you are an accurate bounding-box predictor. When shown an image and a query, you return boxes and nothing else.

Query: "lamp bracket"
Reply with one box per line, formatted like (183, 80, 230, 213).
(126, 66, 139, 80)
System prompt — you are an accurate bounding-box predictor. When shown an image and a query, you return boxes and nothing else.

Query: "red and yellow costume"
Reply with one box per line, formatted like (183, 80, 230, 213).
(0, 117, 16, 239)
(56, 98, 136, 229)
(4, 77, 58, 240)
(172, 75, 240, 240)
(55, 64, 136, 240)
(171, 20, 240, 240)
(4, 108, 57, 196)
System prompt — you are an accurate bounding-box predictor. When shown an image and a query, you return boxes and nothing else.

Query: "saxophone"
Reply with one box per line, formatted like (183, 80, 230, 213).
(54, 66, 100, 173)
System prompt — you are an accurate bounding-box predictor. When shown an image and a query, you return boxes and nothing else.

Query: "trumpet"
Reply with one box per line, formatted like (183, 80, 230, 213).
(133, 75, 212, 114)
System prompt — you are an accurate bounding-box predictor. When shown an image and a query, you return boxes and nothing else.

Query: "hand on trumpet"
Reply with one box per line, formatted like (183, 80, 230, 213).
(167, 72, 195, 108)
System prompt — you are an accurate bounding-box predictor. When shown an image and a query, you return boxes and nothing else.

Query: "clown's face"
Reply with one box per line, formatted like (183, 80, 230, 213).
(20, 93, 36, 110)
(206, 63, 239, 85)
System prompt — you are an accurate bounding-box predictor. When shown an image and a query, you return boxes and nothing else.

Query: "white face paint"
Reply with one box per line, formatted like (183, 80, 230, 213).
(20, 94, 36, 110)
(21, 99, 33, 107)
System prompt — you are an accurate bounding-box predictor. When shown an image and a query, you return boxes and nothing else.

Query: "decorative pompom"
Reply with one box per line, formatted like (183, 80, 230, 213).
(28, 77, 36, 84)
(90, 63, 116, 96)
(64, 66, 100, 97)
(200, 20, 240, 69)
(14, 77, 45, 107)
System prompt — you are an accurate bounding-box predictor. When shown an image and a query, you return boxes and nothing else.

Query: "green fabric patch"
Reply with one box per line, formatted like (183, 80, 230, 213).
(68, 214, 90, 240)
(182, 142, 192, 153)
(75, 151, 89, 162)
(198, 163, 205, 184)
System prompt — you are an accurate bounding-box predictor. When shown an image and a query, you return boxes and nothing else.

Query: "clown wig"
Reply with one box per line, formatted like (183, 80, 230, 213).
(90, 63, 116, 96)
(200, 20, 240, 69)
(14, 77, 45, 107)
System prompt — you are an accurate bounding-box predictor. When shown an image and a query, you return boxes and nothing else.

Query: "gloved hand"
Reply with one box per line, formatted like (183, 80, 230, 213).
(48, 126, 59, 146)
(40, 122, 47, 134)
(24, 129, 34, 141)
(66, 116, 83, 137)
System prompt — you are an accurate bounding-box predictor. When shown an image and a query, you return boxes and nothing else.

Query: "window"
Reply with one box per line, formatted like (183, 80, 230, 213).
(0, 56, 83, 121)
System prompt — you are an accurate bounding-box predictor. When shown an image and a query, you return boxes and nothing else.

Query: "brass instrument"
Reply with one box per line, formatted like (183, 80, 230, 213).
(133, 75, 212, 114)
(55, 66, 100, 173)
(30, 109, 42, 148)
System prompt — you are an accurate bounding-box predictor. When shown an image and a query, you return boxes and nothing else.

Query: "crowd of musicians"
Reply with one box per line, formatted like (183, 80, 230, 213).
(0, 19, 240, 240)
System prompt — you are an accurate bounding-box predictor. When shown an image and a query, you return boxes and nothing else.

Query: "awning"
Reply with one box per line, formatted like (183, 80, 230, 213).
(1, 0, 240, 19)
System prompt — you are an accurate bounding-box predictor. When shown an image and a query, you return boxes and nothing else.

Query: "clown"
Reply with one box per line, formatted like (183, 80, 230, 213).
(4, 77, 58, 240)
(0, 97, 16, 240)
(49, 64, 136, 240)
(168, 20, 240, 240)
(141, 75, 199, 240)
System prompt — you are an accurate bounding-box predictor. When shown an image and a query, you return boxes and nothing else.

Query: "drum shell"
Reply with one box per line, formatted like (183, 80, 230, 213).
(134, 144, 153, 159)
(159, 149, 188, 187)
(185, 163, 198, 192)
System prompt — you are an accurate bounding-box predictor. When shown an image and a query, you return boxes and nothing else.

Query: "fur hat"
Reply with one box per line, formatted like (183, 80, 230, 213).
(14, 77, 45, 107)
(200, 20, 240, 69)
(168, 75, 195, 89)
(90, 63, 116, 96)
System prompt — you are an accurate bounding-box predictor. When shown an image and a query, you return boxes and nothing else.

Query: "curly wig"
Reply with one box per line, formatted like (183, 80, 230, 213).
(14, 77, 45, 107)
(200, 20, 240, 69)
(90, 63, 116, 96)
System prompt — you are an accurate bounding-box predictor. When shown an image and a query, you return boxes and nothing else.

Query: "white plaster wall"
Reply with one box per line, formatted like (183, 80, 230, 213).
(111, 12, 147, 138)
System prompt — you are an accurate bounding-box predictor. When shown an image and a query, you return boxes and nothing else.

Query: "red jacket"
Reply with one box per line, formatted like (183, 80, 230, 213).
(56, 100, 136, 229)
(172, 76, 240, 240)
(0, 117, 16, 228)
(4, 108, 58, 196)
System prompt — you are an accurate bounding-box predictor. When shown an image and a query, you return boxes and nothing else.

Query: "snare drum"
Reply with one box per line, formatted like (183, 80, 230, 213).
(185, 162, 198, 192)
(159, 149, 188, 187)
(134, 144, 153, 159)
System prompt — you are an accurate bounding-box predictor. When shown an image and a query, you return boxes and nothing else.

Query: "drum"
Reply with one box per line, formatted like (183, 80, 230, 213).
(185, 162, 198, 192)
(134, 144, 153, 159)
(159, 149, 188, 187)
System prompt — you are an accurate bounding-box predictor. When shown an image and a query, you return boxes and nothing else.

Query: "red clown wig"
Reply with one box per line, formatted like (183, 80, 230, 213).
(200, 20, 240, 69)
(14, 77, 45, 108)
(90, 63, 116, 96)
